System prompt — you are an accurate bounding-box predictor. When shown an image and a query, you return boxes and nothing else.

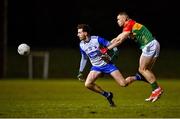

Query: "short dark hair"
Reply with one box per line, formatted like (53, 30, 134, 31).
(118, 11, 129, 19)
(77, 24, 91, 34)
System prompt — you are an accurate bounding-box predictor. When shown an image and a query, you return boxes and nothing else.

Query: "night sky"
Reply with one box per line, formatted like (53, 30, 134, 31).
(8, 0, 180, 49)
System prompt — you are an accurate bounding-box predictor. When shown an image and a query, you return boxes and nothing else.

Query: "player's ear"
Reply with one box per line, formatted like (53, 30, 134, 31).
(84, 32, 88, 36)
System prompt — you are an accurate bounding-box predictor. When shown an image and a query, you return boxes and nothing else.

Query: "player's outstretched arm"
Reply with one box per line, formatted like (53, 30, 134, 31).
(108, 31, 130, 50)
(77, 54, 87, 82)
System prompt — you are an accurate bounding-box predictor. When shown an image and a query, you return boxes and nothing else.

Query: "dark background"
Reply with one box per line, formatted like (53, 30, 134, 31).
(0, 0, 180, 78)
(7, 0, 180, 49)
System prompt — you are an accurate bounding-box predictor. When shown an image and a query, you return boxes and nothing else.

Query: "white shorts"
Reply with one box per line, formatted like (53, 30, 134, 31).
(142, 39, 160, 57)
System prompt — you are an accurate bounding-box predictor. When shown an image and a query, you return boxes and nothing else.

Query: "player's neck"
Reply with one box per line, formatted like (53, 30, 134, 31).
(84, 37, 90, 43)
(124, 19, 131, 26)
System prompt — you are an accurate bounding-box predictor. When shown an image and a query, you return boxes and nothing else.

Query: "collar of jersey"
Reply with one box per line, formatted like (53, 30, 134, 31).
(83, 38, 90, 43)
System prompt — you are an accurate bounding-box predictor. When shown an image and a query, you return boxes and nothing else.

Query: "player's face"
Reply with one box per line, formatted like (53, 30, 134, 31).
(117, 15, 126, 27)
(77, 29, 87, 41)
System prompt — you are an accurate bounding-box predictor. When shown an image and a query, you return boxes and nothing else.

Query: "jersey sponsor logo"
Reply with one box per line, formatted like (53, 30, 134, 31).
(88, 50, 100, 59)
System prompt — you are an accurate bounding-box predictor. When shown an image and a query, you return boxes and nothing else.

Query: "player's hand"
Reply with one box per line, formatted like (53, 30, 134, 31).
(101, 54, 111, 63)
(77, 72, 85, 82)
(100, 47, 108, 54)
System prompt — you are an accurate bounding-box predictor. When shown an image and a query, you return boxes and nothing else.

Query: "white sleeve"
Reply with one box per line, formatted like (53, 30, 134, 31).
(112, 47, 118, 52)
(79, 54, 88, 72)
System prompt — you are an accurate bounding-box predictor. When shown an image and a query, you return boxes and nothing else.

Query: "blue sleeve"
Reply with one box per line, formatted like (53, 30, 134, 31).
(98, 36, 110, 47)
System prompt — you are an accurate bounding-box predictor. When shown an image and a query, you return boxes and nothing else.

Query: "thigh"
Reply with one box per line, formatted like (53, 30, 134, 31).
(149, 57, 158, 69)
(139, 54, 154, 70)
(110, 70, 126, 86)
(85, 71, 101, 84)
(111, 70, 124, 79)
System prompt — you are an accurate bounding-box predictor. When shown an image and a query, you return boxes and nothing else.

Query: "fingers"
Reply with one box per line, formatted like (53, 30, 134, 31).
(78, 78, 85, 82)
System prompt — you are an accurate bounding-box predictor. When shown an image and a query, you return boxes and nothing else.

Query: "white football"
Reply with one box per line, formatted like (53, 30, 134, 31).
(17, 43, 30, 55)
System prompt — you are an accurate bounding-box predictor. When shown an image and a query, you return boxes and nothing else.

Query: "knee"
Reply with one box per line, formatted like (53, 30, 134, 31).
(116, 79, 127, 87)
(125, 76, 135, 84)
(84, 82, 92, 89)
(123, 83, 128, 87)
(138, 67, 146, 74)
(121, 84, 127, 87)
(119, 82, 127, 87)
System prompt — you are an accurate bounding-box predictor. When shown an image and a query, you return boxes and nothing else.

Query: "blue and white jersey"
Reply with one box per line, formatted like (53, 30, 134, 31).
(79, 36, 110, 68)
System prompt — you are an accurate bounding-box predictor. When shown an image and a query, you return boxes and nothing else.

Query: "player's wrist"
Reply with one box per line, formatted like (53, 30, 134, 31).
(100, 47, 109, 54)
(77, 71, 85, 82)
(79, 71, 83, 74)
(77, 71, 83, 77)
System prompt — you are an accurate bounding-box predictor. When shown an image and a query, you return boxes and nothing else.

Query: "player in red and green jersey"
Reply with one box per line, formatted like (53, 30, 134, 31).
(123, 19, 154, 49)
(100, 11, 163, 102)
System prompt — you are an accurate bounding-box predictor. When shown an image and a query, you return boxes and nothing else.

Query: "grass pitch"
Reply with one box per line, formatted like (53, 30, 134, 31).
(0, 79, 180, 118)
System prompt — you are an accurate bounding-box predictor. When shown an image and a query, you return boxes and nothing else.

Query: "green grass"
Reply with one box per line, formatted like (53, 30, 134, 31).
(0, 79, 180, 118)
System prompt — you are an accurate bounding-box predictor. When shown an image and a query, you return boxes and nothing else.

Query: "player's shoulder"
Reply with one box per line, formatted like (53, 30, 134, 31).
(123, 19, 136, 31)
(126, 19, 136, 26)
(79, 41, 84, 47)
(90, 35, 99, 40)
(91, 35, 107, 41)
(90, 36, 101, 43)
(128, 19, 136, 23)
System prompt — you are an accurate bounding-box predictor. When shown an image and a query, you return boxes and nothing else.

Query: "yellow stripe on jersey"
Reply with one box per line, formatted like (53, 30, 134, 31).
(132, 23, 143, 30)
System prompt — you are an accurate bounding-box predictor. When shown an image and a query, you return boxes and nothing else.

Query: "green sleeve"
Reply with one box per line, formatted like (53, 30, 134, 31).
(108, 47, 119, 63)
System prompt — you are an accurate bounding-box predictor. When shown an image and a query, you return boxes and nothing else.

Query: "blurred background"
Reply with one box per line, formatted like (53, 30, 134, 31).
(0, 0, 180, 79)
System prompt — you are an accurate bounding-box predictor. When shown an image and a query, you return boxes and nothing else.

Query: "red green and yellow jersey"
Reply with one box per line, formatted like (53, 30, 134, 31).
(123, 19, 154, 49)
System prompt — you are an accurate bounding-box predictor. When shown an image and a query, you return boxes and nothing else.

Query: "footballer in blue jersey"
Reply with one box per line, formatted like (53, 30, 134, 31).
(76, 24, 132, 107)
